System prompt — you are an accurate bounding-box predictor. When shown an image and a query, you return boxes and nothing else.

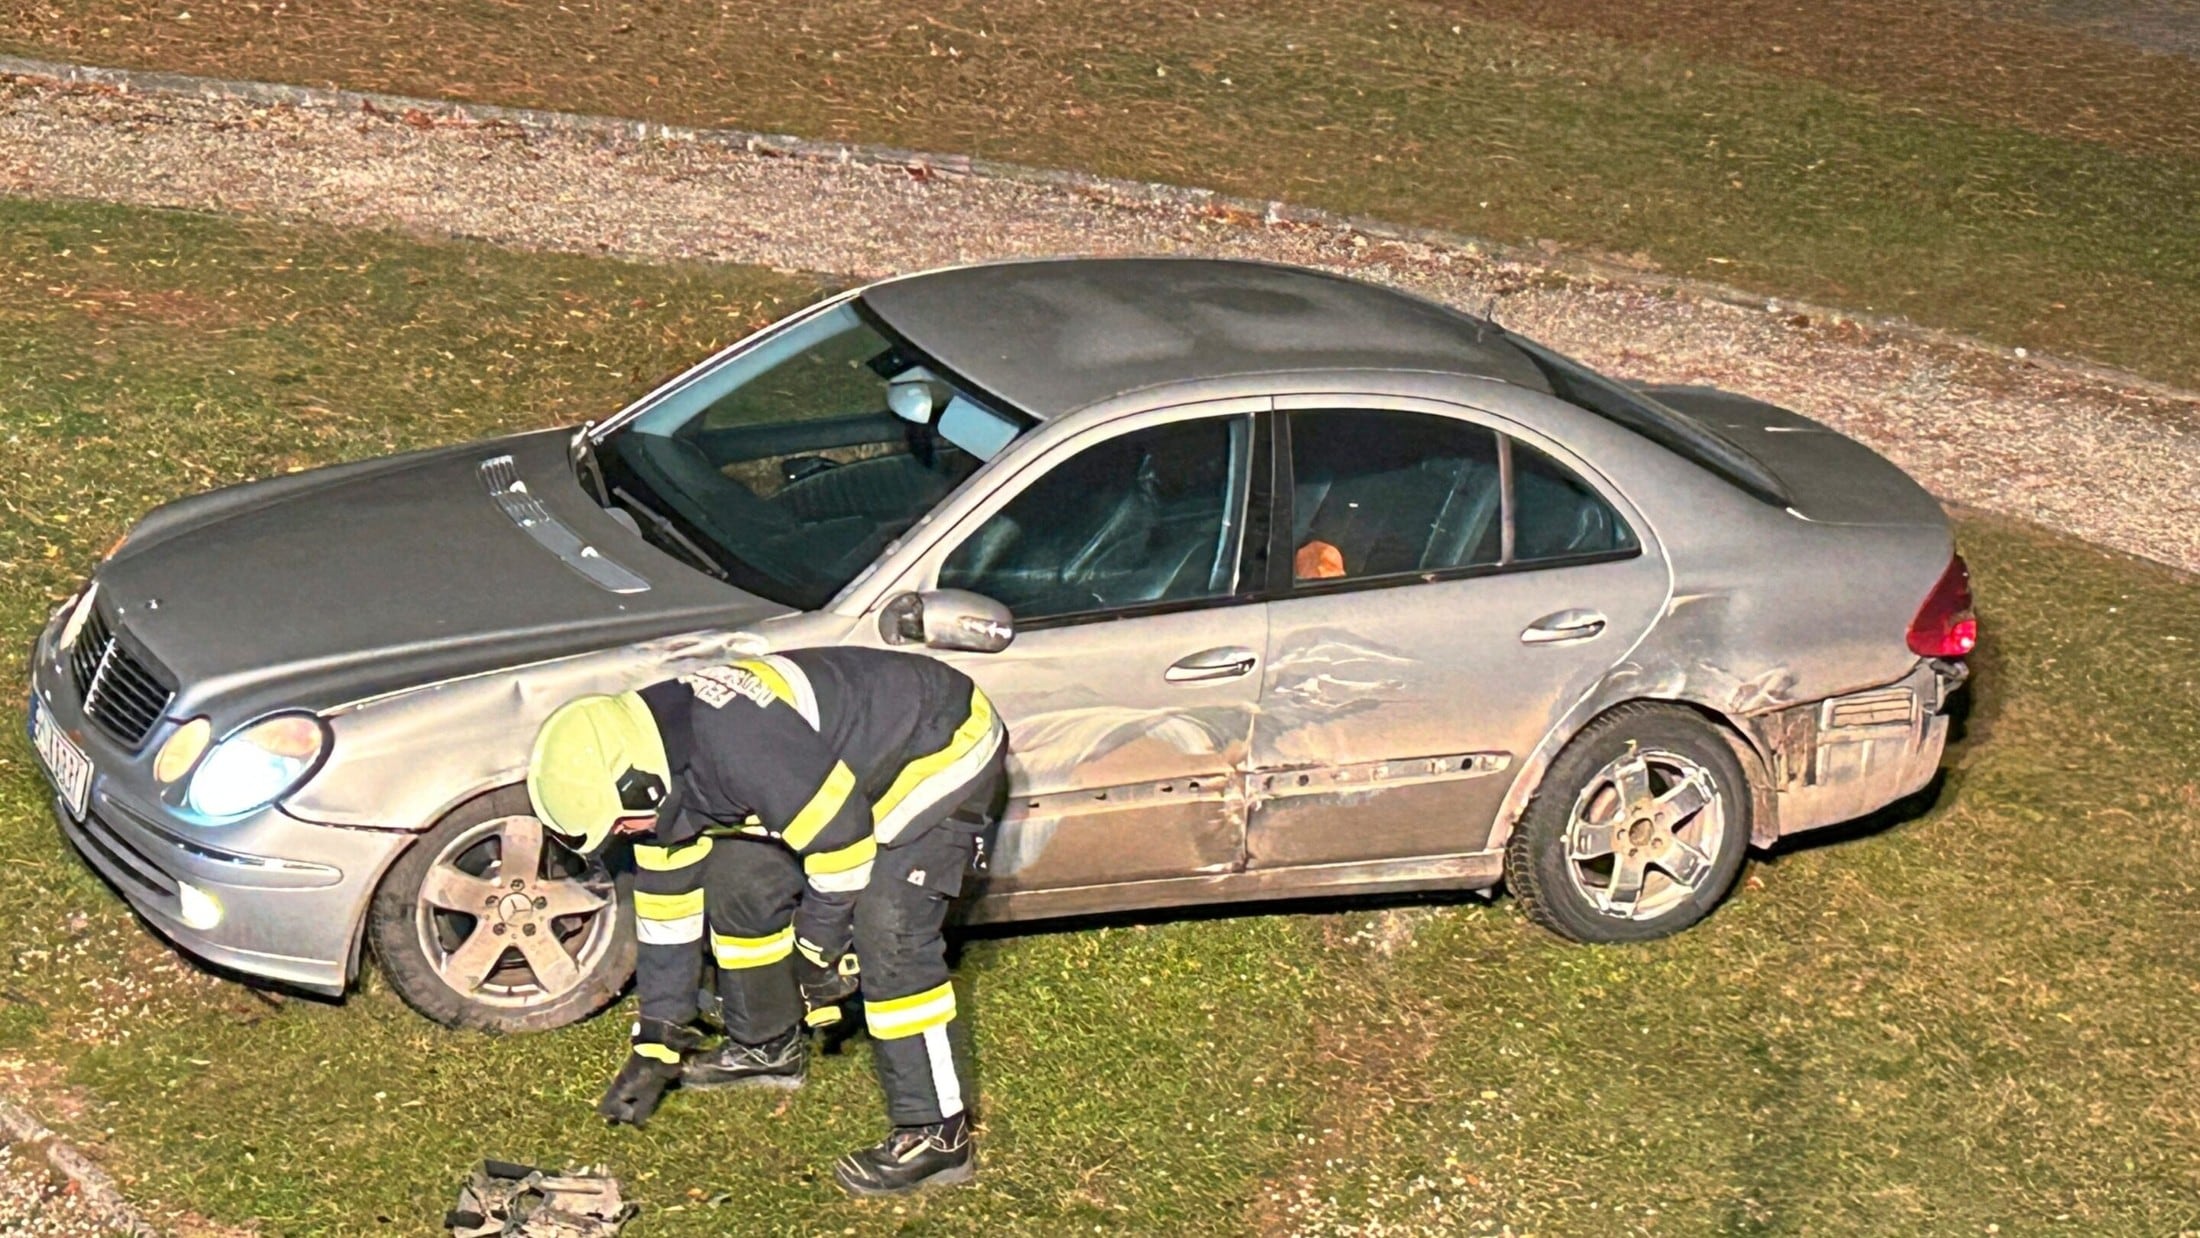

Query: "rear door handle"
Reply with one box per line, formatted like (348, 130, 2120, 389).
(1165, 645, 1259, 683)
(1520, 609, 1607, 645)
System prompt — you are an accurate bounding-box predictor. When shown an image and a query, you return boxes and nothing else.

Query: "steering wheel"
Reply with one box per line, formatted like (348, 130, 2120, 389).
(646, 434, 797, 539)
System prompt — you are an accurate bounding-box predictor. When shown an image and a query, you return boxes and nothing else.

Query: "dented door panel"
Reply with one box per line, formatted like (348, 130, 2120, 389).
(1250, 556, 1668, 865)
(1245, 751, 1514, 866)
(853, 395, 1278, 898)
(932, 607, 1266, 895)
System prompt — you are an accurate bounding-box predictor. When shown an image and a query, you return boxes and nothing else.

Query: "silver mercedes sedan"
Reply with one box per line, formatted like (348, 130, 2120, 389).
(26, 258, 1972, 1031)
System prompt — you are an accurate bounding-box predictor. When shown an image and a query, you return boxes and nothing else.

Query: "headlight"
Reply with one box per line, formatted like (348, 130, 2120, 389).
(154, 718, 213, 785)
(184, 714, 329, 819)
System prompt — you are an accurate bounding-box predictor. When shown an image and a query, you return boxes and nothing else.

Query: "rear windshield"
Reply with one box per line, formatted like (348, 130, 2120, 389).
(1503, 335, 1792, 507)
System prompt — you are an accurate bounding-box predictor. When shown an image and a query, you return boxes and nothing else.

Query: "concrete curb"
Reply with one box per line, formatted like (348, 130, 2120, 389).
(3, 51, 2195, 409)
(0, 1096, 159, 1237)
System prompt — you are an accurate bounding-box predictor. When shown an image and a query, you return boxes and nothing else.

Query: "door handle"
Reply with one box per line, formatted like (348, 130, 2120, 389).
(1520, 609, 1607, 645)
(1165, 645, 1259, 683)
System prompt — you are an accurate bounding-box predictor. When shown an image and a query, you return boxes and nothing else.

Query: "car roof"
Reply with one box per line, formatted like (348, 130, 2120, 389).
(858, 257, 1554, 419)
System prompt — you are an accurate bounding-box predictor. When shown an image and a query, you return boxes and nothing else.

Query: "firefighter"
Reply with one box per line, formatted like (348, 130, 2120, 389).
(525, 647, 1005, 1197)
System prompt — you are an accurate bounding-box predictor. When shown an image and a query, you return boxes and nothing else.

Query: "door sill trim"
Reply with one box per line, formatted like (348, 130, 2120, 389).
(959, 851, 1502, 926)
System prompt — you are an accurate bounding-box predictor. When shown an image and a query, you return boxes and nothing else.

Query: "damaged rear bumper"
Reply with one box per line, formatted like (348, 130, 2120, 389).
(1747, 659, 1966, 845)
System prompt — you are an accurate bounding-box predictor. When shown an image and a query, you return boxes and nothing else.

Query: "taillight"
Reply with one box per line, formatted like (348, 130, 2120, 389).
(1907, 553, 1977, 658)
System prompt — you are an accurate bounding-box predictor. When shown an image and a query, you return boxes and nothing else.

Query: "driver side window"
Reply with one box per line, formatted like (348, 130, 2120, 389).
(940, 416, 1252, 622)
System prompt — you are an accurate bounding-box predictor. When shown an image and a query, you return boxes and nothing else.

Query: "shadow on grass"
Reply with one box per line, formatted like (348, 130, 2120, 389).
(1759, 768, 1951, 861)
(946, 881, 1503, 1132)
(951, 883, 1497, 949)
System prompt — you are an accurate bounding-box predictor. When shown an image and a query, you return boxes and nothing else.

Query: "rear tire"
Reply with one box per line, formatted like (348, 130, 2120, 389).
(368, 787, 634, 1033)
(1505, 703, 1750, 943)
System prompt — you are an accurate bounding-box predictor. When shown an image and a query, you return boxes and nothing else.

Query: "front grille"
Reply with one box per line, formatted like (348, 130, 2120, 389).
(67, 605, 176, 749)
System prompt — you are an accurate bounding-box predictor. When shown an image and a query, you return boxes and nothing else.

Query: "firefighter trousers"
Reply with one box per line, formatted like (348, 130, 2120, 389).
(700, 805, 992, 1126)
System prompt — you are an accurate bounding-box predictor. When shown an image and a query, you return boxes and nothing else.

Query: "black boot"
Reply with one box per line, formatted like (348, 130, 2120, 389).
(832, 1111, 976, 1197)
(681, 1027, 806, 1091)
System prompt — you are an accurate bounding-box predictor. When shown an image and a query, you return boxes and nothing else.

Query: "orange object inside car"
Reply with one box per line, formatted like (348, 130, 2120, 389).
(1294, 538, 1346, 580)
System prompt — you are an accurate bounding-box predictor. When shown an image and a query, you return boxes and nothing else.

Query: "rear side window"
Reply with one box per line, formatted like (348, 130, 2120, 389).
(1284, 408, 1637, 586)
(1513, 442, 1636, 561)
(1287, 410, 1503, 582)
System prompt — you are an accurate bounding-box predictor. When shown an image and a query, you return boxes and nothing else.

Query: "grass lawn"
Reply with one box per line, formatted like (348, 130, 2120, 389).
(1, 200, 2197, 1234)
(5, 0, 2199, 393)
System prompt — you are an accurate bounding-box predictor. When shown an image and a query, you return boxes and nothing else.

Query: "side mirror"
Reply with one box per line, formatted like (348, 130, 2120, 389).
(880, 590, 1015, 654)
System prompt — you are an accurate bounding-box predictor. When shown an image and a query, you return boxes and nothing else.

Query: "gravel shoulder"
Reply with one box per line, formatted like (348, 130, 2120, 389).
(0, 63, 2195, 576)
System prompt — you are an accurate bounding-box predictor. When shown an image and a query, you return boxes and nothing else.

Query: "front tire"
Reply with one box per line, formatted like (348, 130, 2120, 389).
(368, 787, 634, 1032)
(1505, 704, 1750, 943)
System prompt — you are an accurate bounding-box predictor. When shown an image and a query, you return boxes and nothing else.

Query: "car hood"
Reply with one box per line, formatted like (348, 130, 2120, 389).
(95, 428, 786, 722)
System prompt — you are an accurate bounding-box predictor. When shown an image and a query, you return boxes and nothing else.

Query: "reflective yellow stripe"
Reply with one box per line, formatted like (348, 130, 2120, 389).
(634, 838, 713, 872)
(873, 690, 994, 825)
(865, 981, 957, 1040)
(736, 655, 820, 728)
(782, 761, 857, 851)
(734, 658, 796, 709)
(632, 889, 705, 921)
(807, 860, 872, 894)
(633, 1042, 682, 1065)
(804, 834, 876, 877)
(711, 925, 794, 969)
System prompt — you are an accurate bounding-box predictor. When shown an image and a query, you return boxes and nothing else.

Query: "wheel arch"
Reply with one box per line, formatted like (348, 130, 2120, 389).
(346, 783, 535, 987)
(1490, 692, 1778, 854)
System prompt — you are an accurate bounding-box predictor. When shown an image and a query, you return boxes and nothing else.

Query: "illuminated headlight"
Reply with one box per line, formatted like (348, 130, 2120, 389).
(184, 714, 329, 819)
(176, 882, 224, 931)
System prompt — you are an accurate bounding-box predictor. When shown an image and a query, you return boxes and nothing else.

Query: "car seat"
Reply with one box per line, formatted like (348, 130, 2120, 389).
(1057, 455, 1162, 602)
(1303, 464, 1455, 577)
(1514, 467, 1623, 559)
(1418, 457, 1502, 569)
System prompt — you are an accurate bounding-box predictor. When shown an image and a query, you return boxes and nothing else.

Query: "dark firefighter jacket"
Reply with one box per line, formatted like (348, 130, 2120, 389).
(623, 648, 1000, 982)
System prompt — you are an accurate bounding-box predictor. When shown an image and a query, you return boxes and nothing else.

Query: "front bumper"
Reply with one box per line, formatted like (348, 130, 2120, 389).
(29, 596, 409, 995)
(1750, 659, 1967, 844)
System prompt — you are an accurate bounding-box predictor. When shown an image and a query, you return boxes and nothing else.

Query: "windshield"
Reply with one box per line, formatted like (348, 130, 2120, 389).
(597, 301, 1033, 609)
(1504, 335, 1792, 507)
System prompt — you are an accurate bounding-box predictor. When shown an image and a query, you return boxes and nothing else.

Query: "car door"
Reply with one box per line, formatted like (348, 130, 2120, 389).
(1246, 397, 1669, 868)
(856, 398, 1273, 898)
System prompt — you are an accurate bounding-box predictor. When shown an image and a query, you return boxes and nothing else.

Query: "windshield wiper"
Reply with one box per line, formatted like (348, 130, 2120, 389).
(609, 486, 729, 582)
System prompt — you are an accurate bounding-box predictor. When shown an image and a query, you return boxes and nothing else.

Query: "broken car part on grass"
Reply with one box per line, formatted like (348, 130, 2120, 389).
(447, 1161, 635, 1238)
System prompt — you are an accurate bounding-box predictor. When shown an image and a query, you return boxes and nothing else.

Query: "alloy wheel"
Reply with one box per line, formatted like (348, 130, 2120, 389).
(412, 814, 617, 1007)
(1562, 748, 1727, 921)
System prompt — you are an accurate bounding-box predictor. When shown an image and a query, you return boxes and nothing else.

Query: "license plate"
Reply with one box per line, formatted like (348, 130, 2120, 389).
(29, 698, 92, 821)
